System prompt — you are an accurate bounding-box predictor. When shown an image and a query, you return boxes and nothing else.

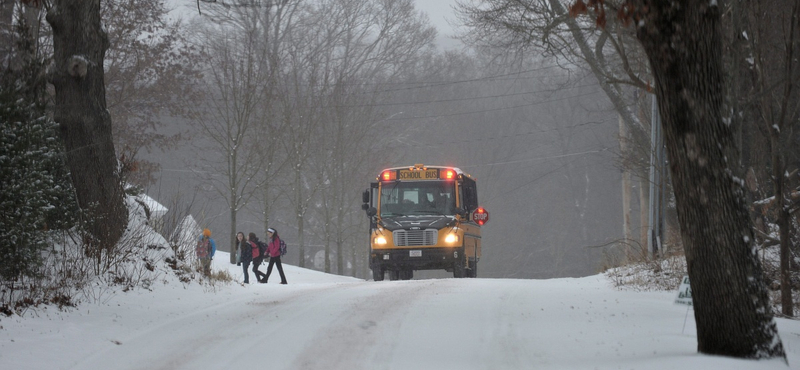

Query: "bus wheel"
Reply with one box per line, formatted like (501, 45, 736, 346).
(467, 260, 478, 278)
(372, 267, 384, 281)
(400, 269, 413, 280)
(389, 270, 401, 281)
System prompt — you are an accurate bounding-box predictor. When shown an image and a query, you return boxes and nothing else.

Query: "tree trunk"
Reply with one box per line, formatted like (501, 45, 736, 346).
(295, 165, 305, 268)
(619, 115, 634, 251)
(46, 0, 127, 254)
(773, 137, 792, 316)
(0, 0, 14, 66)
(230, 205, 237, 265)
(639, 177, 648, 250)
(634, 1, 785, 359)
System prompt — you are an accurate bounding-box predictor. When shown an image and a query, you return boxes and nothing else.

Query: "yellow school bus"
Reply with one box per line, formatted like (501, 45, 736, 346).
(361, 164, 488, 281)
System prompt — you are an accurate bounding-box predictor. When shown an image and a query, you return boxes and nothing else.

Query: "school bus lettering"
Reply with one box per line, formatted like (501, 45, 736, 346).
(361, 164, 487, 282)
(398, 169, 438, 180)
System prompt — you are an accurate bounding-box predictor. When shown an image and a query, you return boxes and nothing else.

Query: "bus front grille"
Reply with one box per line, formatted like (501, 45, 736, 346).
(394, 229, 438, 246)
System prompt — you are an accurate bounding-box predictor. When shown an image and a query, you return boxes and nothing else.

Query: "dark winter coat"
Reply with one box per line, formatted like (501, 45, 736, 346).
(238, 239, 252, 263)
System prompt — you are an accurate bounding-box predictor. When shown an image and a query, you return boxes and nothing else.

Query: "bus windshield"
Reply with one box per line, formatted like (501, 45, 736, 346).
(380, 181, 456, 217)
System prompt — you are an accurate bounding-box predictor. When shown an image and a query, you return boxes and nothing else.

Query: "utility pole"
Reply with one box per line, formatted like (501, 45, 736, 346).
(647, 94, 665, 258)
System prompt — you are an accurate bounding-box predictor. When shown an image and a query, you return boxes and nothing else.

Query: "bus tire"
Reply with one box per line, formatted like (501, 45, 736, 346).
(453, 251, 466, 278)
(401, 269, 413, 280)
(467, 260, 478, 278)
(389, 270, 401, 281)
(372, 267, 384, 281)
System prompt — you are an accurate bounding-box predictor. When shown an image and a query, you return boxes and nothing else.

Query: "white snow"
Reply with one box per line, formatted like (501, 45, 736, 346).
(170, 214, 202, 248)
(1, 252, 798, 370)
(134, 192, 168, 219)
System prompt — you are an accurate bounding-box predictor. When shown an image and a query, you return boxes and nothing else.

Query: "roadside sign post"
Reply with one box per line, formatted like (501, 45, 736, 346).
(675, 275, 693, 334)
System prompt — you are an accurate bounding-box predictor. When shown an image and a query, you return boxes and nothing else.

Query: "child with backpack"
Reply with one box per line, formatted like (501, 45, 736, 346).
(236, 232, 252, 283)
(248, 232, 268, 283)
(263, 227, 288, 284)
(196, 228, 216, 276)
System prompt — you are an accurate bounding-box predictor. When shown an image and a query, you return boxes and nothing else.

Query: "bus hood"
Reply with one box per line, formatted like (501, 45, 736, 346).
(379, 215, 456, 231)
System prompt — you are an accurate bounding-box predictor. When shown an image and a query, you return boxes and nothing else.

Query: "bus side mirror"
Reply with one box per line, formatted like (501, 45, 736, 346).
(367, 207, 377, 217)
(459, 208, 470, 218)
(362, 190, 370, 204)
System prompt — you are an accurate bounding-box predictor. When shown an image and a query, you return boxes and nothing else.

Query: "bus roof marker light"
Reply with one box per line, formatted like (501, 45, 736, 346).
(442, 169, 456, 180)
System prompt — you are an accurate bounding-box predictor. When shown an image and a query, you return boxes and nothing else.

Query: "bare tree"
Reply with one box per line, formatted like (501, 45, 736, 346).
(278, 16, 329, 267)
(307, 0, 436, 274)
(457, 0, 649, 134)
(253, 0, 299, 240)
(102, 0, 205, 189)
(456, 0, 656, 254)
(192, 18, 270, 263)
(46, 0, 128, 254)
(198, 1, 301, 245)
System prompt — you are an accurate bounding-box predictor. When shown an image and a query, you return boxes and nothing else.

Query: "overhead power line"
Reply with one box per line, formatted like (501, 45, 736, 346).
(384, 90, 601, 121)
(336, 81, 600, 108)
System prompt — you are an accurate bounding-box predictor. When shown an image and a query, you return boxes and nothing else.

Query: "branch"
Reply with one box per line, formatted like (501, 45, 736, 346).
(549, 0, 645, 133)
(753, 227, 780, 248)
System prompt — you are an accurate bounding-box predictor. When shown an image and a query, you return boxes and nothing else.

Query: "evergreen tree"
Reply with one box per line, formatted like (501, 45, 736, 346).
(0, 10, 77, 281)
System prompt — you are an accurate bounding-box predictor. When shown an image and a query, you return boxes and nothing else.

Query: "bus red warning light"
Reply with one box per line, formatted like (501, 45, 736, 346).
(381, 170, 396, 181)
(442, 169, 456, 180)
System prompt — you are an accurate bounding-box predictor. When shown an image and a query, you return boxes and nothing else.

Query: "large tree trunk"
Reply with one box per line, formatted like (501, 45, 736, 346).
(46, 1, 127, 254)
(634, 1, 785, 359)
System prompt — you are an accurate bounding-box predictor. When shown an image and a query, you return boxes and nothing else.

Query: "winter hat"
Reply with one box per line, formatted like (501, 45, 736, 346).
(267, 228, 276, 234)
(203, 228, 211, 237)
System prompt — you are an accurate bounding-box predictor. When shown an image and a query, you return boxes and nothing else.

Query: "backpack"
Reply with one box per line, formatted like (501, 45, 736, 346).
(279, 239, 287, 256)
(248, 241, 259, 258)
(256, 240, 268, 257)
(196, 239, 210, 258)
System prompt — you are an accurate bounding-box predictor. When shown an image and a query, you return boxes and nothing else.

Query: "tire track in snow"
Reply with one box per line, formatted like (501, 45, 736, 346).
(287, 281, 428, 370)
(66, 282, 365, 370)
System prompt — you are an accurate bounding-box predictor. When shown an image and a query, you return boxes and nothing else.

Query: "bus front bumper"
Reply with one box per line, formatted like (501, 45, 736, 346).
(370, 247, 462, 271)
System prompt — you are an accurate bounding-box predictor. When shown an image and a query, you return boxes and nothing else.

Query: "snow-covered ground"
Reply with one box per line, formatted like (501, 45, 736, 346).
(1, 252, 798, 370)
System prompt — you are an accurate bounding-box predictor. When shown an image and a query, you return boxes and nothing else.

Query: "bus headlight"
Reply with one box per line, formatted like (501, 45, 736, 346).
(445, 234, 459, 243)
(374, 236, 387, 245)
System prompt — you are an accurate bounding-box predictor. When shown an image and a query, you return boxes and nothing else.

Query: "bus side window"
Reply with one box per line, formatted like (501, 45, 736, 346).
(462, 179, 478, 211)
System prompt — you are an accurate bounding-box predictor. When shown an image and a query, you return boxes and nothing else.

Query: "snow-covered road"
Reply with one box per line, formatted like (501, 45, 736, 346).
(3, 258, 799, 370)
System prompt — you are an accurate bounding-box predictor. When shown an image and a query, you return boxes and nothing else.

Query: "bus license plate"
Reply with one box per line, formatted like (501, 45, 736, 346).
(409, 250, 422, 257)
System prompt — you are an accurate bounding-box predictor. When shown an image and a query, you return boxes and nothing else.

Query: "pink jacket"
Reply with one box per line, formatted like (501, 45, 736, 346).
(267, 236, 281, 257)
